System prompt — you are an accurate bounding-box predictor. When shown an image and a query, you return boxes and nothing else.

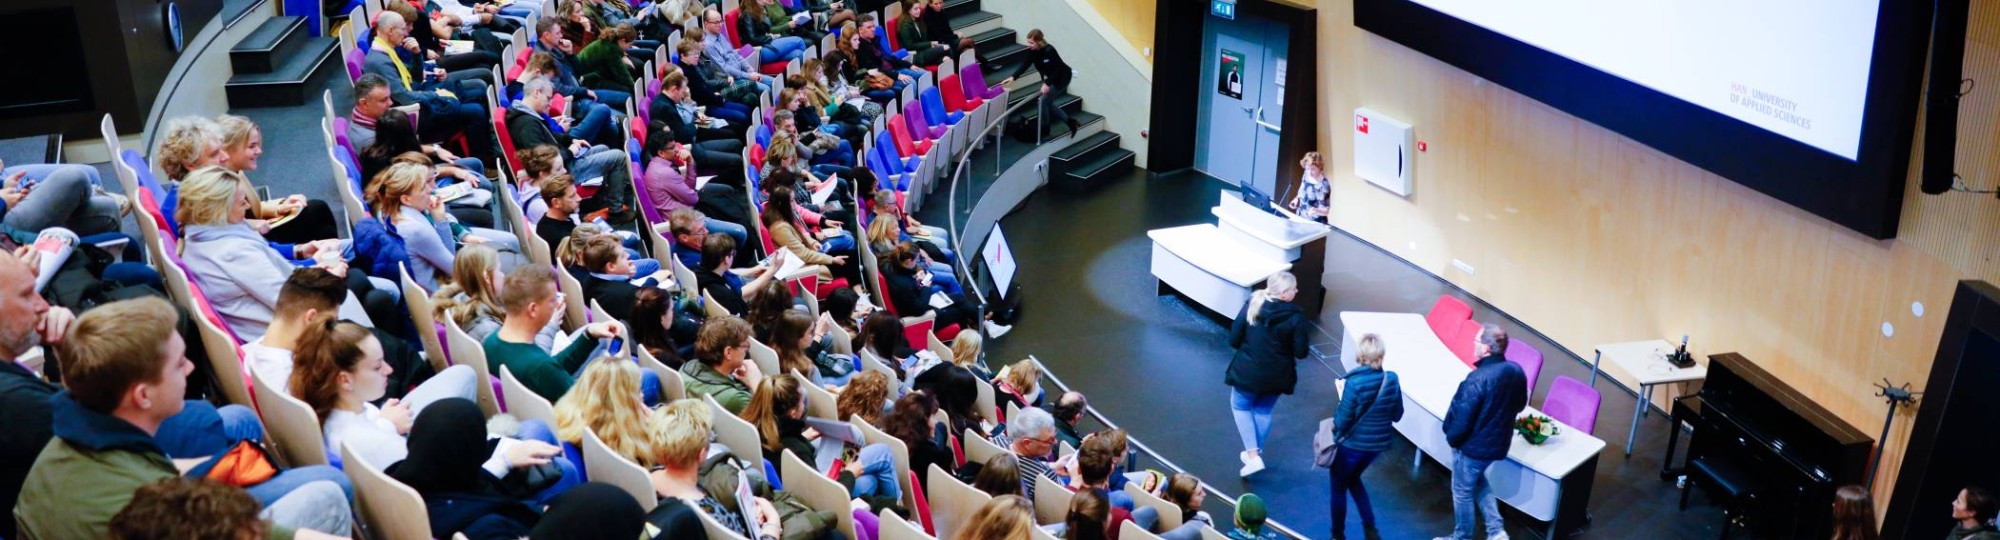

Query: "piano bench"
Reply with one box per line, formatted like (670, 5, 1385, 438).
(1679, 456, 1762, 540)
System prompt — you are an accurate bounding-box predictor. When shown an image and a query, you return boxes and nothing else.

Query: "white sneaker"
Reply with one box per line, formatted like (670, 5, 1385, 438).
(1238, 451, 1265, 477)
(983, 320, 1012, 338)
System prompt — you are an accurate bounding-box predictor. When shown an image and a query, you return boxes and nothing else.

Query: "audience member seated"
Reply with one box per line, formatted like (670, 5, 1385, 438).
(763, 184, 859, 285)
(386, 399, 574, 536)
(358, 109, 498, 228)
(884, 390, 956, 493)
(858, 311, 916, 379)
(513, 145, 564, 223)
(823, 287, 873, 344)
(774, 106, 856, 176)
(894, 0, 956, 67)
(972, 453, 1023, 498)
(697, 7, 776, 96)
(1063, 488, 1113, 540)
(176, 167, 393, 339)
(288, 316, 484, 469)
(529, 482, 651, 540)
(672, 35, 756, 126)
(957, 495, 1036, 540)
(483, 265, 626, 401)
(364, 12, 499, 163)
(347, 74, 395, 152)
(696, 234, 785, 316)
(0, 160, 122, 237)
(745, 282, 797, 344)
(950, 331, 990, 379)
(533, 18, 631, 109)
(109, 477, 271, 540)
(1157, 474, 1214, 540)
(739, 0, 812, 62)
(370, 161, 525, 290)
(156, 116, 231, 231)
(763, 134, 851, 215)
(508, 79, 636, 221)
(882, 241, 1007, 337)
(680, 315, 763, 414)
(655, 70, 751, 180)
(575, 24, 640, 94)
(1075, 432, 1157, 528)
(642, 127, 751, 245)
(866, 198, 958, 296)
(515, 52, 620, 147)
(991, 407, 1061, 501)
(554, 359, 663, 472)
(836, 370, 894, 426)
(629, 287, 699, 366)
(856, 17, 925, 89)
(864, 181, 952, 263)
(774, 309, 857, 389)
(245, 268, 430, 394)
(380, 0, 502, 77)
(1223, 494, 1282, 540)
(15, 298, 351, 539)
(912, 357, 980, 438)
(217, 115, 341, 244)
(535, 174, 584, 251)
(996, 358, 1043, 411)
(669, 208, 753, 273)
(744, 376, 903, 514)
(1051, 391, 1089, 448)
(643, 398, 780, 540)
(578, 235, 643, 320)
(920, 0, 979, 64)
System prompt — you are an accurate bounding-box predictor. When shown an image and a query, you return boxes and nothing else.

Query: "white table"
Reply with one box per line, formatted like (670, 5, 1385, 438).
(1147, 224, 1292, 319)
(1591, 340, 1709, 457)
(1339, 312, 1606, 536)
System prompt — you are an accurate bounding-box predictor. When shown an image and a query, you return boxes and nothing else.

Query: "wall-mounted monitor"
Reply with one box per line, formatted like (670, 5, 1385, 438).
(1354, 0, 1933, 238)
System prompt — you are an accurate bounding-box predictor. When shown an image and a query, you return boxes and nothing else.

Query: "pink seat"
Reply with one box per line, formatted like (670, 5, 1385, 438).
(1425, 295, 1473, 340)
(1541, 376, 1600, 433)
(1505, 339, 1545, 396)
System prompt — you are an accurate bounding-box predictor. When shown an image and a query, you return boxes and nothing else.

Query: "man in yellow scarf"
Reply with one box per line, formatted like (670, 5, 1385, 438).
(360, 11, 500, 162)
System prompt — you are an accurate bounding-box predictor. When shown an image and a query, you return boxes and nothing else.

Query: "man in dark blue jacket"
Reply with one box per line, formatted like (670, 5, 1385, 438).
(1438, 324, 1527, 540)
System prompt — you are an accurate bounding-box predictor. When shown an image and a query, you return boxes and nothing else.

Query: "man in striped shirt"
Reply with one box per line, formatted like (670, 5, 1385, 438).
(991, 407, 1062, 500)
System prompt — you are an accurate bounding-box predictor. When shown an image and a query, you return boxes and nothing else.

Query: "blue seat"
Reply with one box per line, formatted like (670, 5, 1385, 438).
(921, 87, 963, 127)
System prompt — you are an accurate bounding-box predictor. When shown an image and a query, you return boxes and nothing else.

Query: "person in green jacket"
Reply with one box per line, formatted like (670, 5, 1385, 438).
(680, 315, 763, 414)
(483, 264, 625, 402)
(576, 24, 638, 95)
(14, 298, 347, 540)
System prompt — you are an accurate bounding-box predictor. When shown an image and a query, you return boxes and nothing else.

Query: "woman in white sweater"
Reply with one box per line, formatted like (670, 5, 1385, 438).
(289, 316, 563, 471)
(175, 167, 387, 340)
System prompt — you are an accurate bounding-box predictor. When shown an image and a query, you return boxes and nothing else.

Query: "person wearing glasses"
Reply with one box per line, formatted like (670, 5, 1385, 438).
(992, 407, 1062, 501)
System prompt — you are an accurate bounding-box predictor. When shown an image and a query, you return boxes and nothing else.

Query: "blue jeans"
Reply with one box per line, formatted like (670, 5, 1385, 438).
(593, 89, 632, 110)
(570, 101, 616, 145)
(245, 464, 355, 505)
(571, 146, 629, 192)
(851, 443, 901, 501)
(1229, 389, 1279, 453)
(513, 419, 586, 506)
(707, 217, 749, 245)
(1329, 447, 1381, 534)
(924, 261, 961, 295)
(821, 234, 855, 255)
(156, 401, 264, 459)
(756, 37, 808, 63)
(1450, 449, 1504, 539)
(710, 102, 754, 125)
(3, 163, 104, 188)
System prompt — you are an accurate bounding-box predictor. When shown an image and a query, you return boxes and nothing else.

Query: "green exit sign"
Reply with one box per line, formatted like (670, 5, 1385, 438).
(1211, 0, 1236, 19)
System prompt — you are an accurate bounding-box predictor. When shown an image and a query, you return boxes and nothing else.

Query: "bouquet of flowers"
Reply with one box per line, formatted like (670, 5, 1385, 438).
(1515, 414, 1560, 445)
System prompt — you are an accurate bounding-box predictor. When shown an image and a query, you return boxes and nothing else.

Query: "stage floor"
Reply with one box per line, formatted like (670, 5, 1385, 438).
(941, 168, 1732, 539)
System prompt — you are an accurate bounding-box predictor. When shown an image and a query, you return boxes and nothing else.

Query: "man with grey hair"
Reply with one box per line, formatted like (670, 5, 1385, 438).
(361, 10, 497, 162)
(346, 74, 393, 151)
(994, 407, 1062, 501)
(1436, 323, 1528, 540)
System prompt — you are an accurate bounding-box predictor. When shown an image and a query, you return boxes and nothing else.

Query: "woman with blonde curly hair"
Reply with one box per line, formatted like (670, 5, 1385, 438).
(156, 116, 230, 233)
(554, 359, 658, 467)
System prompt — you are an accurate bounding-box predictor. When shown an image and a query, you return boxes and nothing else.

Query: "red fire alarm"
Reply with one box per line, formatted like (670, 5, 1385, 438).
(1417, 141, 1428, 152)
(1354, 114, 1370, 134)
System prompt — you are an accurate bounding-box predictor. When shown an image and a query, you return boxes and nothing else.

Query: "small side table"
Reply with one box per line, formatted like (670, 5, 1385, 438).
(1591, 340, 1708, 457)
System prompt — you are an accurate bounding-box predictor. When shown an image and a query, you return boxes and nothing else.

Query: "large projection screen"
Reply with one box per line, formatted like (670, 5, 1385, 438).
(1354, 0, 1934, 238)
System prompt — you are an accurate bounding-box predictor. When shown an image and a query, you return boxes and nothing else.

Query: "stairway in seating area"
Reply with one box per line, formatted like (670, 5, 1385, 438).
(942, 0, 1136, 186)
(226, 11, 340, 108)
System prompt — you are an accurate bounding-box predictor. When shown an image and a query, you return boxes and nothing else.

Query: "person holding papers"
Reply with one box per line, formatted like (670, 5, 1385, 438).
(578, 235, 646, 321)
(644, 399, 782, 540)
(507, 79, 636, 222)
(882, 241, 1010, 338)
(762, 182, 860, 285)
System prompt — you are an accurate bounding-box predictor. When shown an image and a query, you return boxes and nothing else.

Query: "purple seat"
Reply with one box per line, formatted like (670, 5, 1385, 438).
(1505, 339, 1545, 396)
(961, 62, 1006, 101)
(904, 99, 944, 140)
(332, 117, 355, 159)
(345, 47, 367, 83)
(1540, 376, 1600, 434)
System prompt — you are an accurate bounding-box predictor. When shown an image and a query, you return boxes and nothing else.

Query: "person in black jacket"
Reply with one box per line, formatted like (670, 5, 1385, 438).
(1223, 271, 1308, 477)
(1001, 29, 1081, 137)
(578, 235, 642, 321)
(1438, 323, 1526, 540)
(509, 79, 636, 221)
(881, 241, 1010, 337)
(652, 70, 749, 186)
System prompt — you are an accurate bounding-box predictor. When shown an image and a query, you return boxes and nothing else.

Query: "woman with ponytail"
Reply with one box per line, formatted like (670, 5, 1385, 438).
(285, 314, 490, 469)
(1222, 271, 1309, 477)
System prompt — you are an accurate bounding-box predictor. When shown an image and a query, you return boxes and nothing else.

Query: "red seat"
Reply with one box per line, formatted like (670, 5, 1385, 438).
(886, 17, 901, 51)
(1425, 295, 1473, 341)
(725, 9, 745, 47)
(887, 115, 931, 157)
(493, 107, 521, 175)
(940, 74, 977, 112)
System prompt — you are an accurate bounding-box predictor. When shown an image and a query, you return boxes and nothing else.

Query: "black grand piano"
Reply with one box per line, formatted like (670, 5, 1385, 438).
(1665, 353, 1873, 539)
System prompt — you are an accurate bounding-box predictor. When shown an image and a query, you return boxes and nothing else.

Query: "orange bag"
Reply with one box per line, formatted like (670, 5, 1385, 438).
(203, 441, 279, 487)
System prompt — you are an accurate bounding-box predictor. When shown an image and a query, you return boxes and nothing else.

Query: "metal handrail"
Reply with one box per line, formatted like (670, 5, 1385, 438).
(938, 92, 1308, 539)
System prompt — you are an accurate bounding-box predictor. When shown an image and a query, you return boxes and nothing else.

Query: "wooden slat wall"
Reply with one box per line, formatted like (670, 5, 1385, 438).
(1301, 0, 2000, 512)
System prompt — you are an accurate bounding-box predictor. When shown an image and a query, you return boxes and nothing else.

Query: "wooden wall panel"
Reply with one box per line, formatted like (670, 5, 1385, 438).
(1078, 0, 1154, 62)
(1307, 0, 2000, 510)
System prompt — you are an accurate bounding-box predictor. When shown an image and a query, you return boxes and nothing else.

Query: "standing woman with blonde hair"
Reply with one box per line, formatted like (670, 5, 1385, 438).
(1327, 334, 1402, 540)
(1223, 271, 1309, 477)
